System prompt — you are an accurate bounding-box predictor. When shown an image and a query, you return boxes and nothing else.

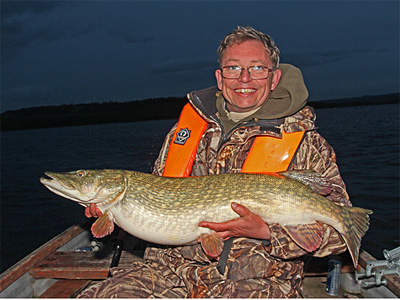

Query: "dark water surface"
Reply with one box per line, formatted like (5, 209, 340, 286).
(1, 104, 399, 272)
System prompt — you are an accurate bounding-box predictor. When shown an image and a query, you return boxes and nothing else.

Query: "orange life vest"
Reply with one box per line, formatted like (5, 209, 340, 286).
(162, 103, 305, 177)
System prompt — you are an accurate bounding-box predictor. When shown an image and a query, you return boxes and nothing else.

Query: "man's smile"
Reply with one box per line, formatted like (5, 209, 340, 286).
(234, 88, 257, 94)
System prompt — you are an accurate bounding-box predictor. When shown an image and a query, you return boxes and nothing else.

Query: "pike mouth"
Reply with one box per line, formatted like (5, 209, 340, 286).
(40, 173, 86, 203)
(41, 172, 74, 189)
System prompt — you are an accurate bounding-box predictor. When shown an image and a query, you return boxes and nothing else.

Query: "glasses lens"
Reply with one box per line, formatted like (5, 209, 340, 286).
(222, 66, 270, 79)
(222, 66, 241, 79)
(250, 66, 270, 79)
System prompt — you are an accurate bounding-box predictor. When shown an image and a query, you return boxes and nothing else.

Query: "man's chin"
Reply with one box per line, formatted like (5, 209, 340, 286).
(227, 102, 262, 113)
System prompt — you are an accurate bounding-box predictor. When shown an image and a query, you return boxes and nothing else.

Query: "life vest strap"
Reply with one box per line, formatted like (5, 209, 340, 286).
(162, 103, 209, 177)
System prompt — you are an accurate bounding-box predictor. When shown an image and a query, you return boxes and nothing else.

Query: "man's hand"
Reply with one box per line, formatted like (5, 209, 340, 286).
(198, 202, 271, 241)
(84, 203, 102, 218)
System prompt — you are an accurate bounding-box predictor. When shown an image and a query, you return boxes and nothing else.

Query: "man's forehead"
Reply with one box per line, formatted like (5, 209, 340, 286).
(221, 51, 272, 66)
(223, 58, 269, 64)
(223, 40, 269, 54)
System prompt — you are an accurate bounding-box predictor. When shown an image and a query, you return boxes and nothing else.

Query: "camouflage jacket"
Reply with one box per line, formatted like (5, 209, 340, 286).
(79, 68, 351, 298)
(153, 86, 350, 264)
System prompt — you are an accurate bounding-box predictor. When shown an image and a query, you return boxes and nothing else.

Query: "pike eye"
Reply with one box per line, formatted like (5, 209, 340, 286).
(76, 170, 86, 177)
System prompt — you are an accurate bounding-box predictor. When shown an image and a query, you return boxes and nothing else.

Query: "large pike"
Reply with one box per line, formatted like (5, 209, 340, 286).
(40, 169, 371, 267)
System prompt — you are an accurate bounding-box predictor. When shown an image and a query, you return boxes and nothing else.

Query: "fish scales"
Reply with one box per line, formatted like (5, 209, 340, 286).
(134, 174, 272, 221)
(40, 169, 371, 267)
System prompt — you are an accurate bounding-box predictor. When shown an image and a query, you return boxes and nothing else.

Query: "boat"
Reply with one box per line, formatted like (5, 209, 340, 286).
(0, 219, 398, 298)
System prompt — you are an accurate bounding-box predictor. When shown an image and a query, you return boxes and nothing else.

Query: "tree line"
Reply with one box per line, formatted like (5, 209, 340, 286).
(1, 93, 398, 131)
(1, 96, 187, 131)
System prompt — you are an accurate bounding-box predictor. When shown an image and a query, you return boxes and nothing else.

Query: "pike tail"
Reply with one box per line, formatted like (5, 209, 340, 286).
(339, 206, 372, 267)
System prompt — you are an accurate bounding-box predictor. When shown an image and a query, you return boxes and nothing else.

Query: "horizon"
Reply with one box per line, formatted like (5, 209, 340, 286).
(2, 91, 398, 115)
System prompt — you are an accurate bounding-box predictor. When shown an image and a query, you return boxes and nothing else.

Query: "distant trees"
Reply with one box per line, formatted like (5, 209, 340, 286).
(1, 93, 398, 131)
(1, 97, 187, 131)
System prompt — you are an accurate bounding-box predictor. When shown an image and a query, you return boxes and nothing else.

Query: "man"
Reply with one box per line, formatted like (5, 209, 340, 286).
(80, 26, 350, 298)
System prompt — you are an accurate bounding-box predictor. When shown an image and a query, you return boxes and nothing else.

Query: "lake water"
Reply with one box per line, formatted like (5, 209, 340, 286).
(1, 104, 399, 273)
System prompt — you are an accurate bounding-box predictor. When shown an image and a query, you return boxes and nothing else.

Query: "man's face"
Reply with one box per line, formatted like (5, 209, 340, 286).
(215, 40, 281, 113)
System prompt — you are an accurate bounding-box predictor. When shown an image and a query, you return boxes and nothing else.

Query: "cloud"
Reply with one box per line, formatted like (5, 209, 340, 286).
(282, 46, 390, 68)
(1, 85, 53, 111)
(109, 29, 155, 44)
(1, 1, 96, 58)
(1, 1, 63, 17)
(2, 19, 67, 52)
(151, 58, 218, 75)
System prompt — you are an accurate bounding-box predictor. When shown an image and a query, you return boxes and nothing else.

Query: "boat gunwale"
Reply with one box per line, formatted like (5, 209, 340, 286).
(358, 249, 400, 298)
(0, 220, 92, 293)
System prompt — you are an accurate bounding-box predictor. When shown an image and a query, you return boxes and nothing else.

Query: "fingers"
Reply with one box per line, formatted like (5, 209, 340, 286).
(198, 202, 271, 240)
(85, 203, 102, 218)
(230, 202, 251, 217)
(198, 202, 249, 233)
(84, 206, 92, 218)
(198, 220, 233, 232)
(198, 202, 249, 229)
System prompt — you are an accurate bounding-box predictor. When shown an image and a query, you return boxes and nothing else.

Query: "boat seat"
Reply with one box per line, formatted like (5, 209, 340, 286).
(29, 250, 144, 298)
(29, 250, 143, 280)
(39, 279, 92, 298)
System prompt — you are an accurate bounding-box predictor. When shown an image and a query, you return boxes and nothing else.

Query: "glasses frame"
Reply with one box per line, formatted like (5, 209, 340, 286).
(221, 65, 274, 80)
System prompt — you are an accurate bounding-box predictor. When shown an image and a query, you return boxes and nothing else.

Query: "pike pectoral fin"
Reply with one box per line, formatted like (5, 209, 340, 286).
(200, 232, 224, 258)
(91, 212, 115, 238)
(283, 222, 323, 252)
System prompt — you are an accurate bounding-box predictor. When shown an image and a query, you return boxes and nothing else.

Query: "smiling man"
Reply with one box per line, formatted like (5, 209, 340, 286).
(215, 39, 281, 113)
(80, 26, 351, 298)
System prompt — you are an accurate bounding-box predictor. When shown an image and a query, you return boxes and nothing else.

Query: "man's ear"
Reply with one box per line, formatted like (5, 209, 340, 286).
(270, 69, 282, 91)
(215, 69, 223, 90)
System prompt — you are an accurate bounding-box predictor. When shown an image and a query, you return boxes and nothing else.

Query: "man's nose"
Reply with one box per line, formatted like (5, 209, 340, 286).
(239, 68, 252, 82)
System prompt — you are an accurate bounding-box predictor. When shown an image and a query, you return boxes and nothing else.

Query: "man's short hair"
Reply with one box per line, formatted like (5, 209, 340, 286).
(217, 26, 280, 70)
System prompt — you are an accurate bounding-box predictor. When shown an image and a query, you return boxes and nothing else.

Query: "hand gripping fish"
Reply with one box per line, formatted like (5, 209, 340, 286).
(40, 169, 372, 267)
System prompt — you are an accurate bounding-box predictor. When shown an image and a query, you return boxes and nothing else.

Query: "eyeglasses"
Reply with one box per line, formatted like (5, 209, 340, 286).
(221, 65, 273, 80)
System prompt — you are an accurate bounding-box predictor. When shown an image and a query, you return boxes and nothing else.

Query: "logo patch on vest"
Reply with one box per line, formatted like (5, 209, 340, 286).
(174, 128, 191, 145)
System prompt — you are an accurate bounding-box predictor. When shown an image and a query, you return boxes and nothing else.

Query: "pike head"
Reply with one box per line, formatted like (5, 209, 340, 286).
(40, 169, 127, 208)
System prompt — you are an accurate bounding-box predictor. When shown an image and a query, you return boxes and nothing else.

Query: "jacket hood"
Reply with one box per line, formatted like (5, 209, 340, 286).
(255, 63, 309, 119)
(188, 63, 313, 133)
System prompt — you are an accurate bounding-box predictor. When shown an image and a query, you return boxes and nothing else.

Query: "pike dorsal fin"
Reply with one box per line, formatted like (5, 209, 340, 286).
(283, 222, 323, 252)
(280, 170, 333, 195)
(91, 211, 115, 238)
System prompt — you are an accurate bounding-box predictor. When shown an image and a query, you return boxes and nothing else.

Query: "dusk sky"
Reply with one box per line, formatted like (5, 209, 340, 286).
(1, 0, 399, 112)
